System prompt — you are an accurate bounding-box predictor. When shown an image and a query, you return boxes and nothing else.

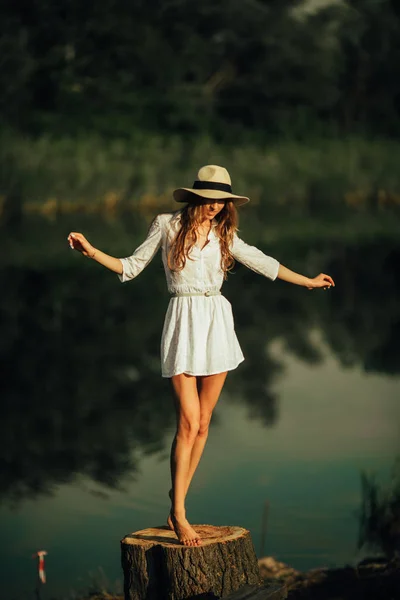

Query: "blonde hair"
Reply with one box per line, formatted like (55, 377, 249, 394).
(168, 201, 238, 275)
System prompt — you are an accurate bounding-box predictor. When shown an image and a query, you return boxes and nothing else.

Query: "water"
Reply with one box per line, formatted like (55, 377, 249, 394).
(0, 217, 399, 599)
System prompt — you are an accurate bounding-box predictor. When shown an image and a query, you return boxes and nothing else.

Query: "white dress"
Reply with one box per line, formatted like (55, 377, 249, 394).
(118, 211, 279, 377)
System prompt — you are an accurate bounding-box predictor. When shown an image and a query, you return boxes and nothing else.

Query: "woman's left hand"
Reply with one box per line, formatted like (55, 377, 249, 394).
(307, 273, 335, 290)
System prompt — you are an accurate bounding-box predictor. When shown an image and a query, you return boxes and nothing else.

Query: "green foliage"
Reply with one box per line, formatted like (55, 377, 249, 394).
(2, 129, 400, 222)
(1, 0, 400, 136)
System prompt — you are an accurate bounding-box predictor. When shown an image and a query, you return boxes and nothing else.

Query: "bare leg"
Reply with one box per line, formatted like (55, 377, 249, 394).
(169, 373, 202, 546)
(185, 372, 227, 493)
(168, 372, 227, 534)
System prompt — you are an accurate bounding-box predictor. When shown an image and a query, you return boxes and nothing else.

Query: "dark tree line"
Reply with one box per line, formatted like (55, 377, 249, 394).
(1, 0, 400, 137)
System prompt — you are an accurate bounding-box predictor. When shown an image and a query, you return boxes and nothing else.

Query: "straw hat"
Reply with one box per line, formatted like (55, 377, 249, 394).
(173, 165, 250, 206)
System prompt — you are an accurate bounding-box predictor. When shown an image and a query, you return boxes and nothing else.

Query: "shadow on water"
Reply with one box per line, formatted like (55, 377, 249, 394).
(0, 217, 400, 505)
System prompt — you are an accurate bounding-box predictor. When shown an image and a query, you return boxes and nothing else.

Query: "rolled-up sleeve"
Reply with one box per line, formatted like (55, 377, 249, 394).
(231, 233, 280, 281)
(118, 215, 162, 282)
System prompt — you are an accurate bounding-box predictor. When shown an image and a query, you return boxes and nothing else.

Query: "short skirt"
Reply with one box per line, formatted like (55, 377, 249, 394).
(160, 295, 244, 377)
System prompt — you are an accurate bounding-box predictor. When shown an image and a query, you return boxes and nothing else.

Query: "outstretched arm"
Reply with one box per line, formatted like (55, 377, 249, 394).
(231, 234, 334, 289)
(277, 264, 335, 290)
(67, 215, 163, 280)
(68, 232, 123, 273)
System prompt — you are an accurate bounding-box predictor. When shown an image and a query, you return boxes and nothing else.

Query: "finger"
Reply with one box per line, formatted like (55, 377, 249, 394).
(67, 234, 80, 244)
(68, 233, 89, 252)
(321, 274, 335, 287)
(68, 238, 85, 252)
(69, 232, 86, 243)
(323, 274, 335, 286)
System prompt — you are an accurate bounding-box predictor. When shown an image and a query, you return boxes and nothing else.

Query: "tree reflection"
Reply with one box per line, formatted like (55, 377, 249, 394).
(226, 237, 400, 378)
(358, 458, 400, 558)
(0, 232, 399, 503)
(0, 261, 173, 503)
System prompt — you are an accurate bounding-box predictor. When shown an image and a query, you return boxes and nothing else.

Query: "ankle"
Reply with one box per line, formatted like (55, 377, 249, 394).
(172, 509, 186, 521)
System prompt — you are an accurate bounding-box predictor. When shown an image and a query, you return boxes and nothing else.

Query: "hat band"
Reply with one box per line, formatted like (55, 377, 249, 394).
(192, 180, 232, 193)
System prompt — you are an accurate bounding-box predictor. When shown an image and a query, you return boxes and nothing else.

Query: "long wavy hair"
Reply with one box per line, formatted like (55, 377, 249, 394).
(168, 200, 238, 275)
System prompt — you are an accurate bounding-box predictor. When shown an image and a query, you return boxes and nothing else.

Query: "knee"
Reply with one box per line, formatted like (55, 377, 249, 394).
(198, 413, 212, 437)
(177, 416, 200, 444)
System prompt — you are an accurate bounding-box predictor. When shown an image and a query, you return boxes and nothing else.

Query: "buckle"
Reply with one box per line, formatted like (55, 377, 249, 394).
(204, 290, 211, 297)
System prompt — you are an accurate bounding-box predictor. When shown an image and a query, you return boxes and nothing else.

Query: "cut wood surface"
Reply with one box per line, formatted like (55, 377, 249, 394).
(121, 524, 261, 600)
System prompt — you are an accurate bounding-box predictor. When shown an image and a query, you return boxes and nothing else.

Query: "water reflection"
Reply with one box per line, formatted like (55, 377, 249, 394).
(358, 459, 400, 558)
(0, 260, 173, 503)
(0, 223, 399, 506)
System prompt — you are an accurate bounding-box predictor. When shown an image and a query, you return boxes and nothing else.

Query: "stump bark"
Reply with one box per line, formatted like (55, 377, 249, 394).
(121, 524, 261, 600)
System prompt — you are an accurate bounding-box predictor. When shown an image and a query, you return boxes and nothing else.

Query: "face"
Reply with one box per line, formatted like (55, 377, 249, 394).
(201, 199, 226, 220)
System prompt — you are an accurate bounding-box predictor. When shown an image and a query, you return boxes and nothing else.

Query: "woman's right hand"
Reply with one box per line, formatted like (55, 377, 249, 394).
(68, 232, 96, 258)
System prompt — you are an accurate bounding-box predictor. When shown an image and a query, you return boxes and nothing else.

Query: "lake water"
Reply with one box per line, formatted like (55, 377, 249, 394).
(0, 216, 399, 599)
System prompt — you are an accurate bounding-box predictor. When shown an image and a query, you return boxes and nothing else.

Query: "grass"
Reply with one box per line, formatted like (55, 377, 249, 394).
(1, 129, 400, 224)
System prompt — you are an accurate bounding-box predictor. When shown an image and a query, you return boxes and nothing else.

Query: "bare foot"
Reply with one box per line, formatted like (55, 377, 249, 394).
(171, 513, 202, 547)
(167, 489, 174, 531)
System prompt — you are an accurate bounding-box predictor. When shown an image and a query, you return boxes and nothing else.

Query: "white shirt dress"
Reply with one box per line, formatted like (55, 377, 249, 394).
(118, 211, 280, 378)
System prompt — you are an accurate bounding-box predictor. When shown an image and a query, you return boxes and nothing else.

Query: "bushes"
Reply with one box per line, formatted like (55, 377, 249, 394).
(1, 129, 400, 223)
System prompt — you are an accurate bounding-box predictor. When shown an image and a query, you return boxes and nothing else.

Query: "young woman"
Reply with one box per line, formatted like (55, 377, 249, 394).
(68, 165, 334, 547)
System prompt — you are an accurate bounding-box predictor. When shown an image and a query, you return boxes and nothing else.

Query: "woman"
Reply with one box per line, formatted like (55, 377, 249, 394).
(68, 165, 334, 547)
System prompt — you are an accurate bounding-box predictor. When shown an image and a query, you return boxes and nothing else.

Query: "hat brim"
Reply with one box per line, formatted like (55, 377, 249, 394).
(173, 188, 249, 207)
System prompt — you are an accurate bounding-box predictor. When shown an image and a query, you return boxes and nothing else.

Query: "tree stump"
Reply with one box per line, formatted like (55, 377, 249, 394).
(121, 524, 261, 600)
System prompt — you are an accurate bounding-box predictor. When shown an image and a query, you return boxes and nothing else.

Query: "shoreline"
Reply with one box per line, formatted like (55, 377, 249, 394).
(75, 555, 399, 600)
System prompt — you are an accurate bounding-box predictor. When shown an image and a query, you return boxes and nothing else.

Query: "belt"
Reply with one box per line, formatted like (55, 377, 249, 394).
(171, 291, 221, 298)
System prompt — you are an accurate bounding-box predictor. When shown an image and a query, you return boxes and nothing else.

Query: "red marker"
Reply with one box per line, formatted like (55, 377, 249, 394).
(32, 551, 47, 584)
